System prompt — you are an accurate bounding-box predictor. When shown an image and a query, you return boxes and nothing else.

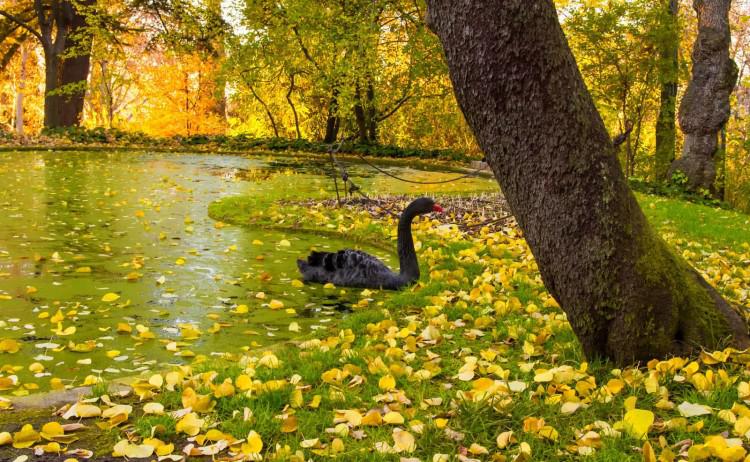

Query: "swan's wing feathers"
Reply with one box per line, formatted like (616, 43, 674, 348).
(338, 250, 390, 272)
(305, 249, 390, 271)
(299, 249, 398, 288)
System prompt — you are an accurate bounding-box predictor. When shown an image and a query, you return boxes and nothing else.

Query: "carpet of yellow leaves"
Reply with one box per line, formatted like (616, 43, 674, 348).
(1, 202, 750, 461)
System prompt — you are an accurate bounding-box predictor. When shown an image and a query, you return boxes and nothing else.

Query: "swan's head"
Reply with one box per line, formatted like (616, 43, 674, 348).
(409, 197, 443, 216)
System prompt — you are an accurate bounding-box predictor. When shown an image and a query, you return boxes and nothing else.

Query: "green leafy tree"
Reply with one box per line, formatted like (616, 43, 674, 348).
(564, 0, 664, 178)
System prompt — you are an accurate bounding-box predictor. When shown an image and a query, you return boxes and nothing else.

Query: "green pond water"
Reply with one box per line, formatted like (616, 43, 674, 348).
(0, 150, 498, 393)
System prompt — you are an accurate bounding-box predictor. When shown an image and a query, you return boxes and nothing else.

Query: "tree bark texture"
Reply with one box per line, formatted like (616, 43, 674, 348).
(655, 0, 679, 182)
(39, 0, 94, 128)
(425, 0, 749, 365)
(671, 0, 738, 191)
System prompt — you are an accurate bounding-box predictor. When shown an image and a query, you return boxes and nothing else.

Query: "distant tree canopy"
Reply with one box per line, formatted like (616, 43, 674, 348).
(228, 0, 449, 144)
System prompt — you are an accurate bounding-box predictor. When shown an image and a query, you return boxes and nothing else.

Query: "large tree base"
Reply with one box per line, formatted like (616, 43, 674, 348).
(598, 227, 749, 364)
(668, 134, 717, 192)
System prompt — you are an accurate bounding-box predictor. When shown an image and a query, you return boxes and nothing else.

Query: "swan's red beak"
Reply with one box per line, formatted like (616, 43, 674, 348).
(432, 204, 444, 213)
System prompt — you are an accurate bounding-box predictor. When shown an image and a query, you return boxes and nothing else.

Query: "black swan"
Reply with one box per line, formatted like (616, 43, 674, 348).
(297, 197, 443, 290)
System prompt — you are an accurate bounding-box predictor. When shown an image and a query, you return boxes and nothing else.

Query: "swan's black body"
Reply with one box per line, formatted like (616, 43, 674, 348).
(297, 197, 442, 290)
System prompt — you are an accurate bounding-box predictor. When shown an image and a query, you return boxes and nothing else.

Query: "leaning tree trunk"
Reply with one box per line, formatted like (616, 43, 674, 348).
(670, 0, 738, 191)
(425, 0, 749, 365)
(655, 0, 679, 182)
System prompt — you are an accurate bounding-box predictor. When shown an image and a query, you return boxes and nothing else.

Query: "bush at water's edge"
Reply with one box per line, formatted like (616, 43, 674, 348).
(1, 127, 476, 163)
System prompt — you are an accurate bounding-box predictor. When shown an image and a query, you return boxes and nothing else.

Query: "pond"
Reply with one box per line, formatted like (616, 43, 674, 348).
(0, 150, 499, 393)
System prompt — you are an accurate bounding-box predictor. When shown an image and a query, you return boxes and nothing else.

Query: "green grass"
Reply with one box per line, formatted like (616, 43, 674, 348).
(637, 192, 750, 248)
(134, 414, 177, 439)
(120, 191, 750, 461)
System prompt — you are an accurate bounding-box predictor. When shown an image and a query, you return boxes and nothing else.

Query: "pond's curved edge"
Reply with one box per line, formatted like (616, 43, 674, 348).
(207, 196, 397, 255)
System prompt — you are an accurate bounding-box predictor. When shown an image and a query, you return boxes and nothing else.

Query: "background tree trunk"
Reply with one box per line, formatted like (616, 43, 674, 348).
(655, 0, 679, 182)
(425, 0, 749, 365)
(354, 86, 369, 143)
(58, 51, 92, 127)
(37, 0, 94, 128)
(670, 0, 738, 192)
(286, 74, 302, 139)
(14, 44, 26, 136)
(323, 90, 340, 143)
(43, 54, 62, 128)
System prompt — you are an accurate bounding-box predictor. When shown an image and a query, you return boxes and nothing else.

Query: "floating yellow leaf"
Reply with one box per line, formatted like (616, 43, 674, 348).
(232, 304, 249, 314)
(101, 293, 120, 302)
(0, 339, 20, 354)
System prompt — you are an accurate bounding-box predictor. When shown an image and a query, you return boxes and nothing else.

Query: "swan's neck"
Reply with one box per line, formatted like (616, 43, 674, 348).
(397, 206, 420, 283)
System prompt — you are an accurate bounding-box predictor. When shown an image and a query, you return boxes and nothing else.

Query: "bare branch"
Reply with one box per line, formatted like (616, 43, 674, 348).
(0, 10, 42, 43)
(292, 25, 320, 71)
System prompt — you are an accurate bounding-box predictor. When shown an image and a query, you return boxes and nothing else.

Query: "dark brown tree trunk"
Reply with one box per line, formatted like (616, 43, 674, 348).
(425, 0, 749, 365)
(670, 0, 738, 192)
(366, 82, 377, 143)
(58, 49, 92, 126)
(248, 84, 279, 137)
(43, 54, 62, 128)
(323, 90, 340, 143)
(354, 82, 378, 144)
(206, 0, 226, 124)
(37, 0, 94, 128)
(716, 123, 728, 199)
(286, 73, 301, 139)
(354, 86, 369, 143)
(655, 0, 679, 182)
